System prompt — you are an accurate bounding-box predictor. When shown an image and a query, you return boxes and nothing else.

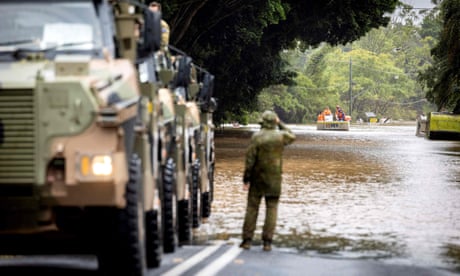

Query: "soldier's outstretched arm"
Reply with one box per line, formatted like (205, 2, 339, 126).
(279, 121, 296, 145)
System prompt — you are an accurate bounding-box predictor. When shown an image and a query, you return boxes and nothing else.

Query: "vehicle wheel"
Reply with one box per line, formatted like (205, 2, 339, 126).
(202, 162, 214, 218)
(54, 207, 84, 234)
(146, 133, 162, 267)
(146, 209, 162, 268)
(191, 159, 201, 228)
(175, 56, 192, 88)
(97, 155, 147, 276)
(162, 158, 176, 253)
(177, 198, 191, 244)
(201, 192, 211, 219)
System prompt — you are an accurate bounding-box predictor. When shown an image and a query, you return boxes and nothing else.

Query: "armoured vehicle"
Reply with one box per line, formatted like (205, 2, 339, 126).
(170, 55, 217, 244)
(152, 48, 217, 253)
(0, 0, 171, 274)
(0, 0, 218, 274)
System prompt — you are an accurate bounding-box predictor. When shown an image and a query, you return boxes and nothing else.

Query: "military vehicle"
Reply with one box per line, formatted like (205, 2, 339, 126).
(0, 0, 218, 273)
(152, 48, 217, 252)
(193, 69, 217, 225)
(0, 0, 173, 275)
(170, 55, 217, 243)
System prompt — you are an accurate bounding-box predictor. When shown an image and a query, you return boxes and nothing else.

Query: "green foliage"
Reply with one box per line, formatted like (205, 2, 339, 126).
(160, 0, 399, 123)
(254, 17, 437, 123)
(419, 7, 442, 39)
(419, 0, 460, 113)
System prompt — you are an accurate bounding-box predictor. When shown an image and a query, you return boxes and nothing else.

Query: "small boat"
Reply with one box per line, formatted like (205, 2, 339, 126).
(316, 115, 350, 131)
(416, 112, 460, 140)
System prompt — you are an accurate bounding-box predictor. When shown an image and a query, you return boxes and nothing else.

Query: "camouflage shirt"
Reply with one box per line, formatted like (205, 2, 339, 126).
(243, 122, 296, 196)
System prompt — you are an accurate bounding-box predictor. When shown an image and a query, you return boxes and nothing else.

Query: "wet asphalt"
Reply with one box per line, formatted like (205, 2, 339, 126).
(0, 239, 456, 276)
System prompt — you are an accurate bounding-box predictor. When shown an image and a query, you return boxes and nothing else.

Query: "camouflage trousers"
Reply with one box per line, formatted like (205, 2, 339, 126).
(242, 194, 280, 242)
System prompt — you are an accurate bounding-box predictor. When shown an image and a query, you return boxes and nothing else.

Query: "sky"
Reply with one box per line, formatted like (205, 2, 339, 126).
(392, 0, 436, 24)
(400, 0, 435, 9)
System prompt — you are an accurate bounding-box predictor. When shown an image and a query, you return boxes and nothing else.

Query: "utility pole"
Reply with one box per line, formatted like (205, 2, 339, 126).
(348, 56, 352, 116)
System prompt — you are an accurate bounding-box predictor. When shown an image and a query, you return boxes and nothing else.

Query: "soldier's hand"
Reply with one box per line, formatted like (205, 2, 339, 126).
(243, 183, 249, 191)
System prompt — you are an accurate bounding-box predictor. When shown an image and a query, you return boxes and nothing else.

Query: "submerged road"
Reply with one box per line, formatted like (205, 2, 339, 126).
(211, 123, 460, 273)
(1, 123, 460, 275)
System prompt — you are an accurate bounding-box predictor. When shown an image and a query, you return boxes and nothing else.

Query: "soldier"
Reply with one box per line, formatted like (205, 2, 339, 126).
(240, 110, 296, 251)
(149, 1, 170, 49)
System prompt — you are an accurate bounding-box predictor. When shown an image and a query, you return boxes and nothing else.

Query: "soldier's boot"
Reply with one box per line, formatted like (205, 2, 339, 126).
(239, 239, 251, 250)
(263, 240, 272, 252)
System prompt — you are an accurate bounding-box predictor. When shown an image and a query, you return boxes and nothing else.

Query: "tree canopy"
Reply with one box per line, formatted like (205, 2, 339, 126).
(245, 4, 438, 124)
(158, 0, 399, 122)
(419, 0, 460, 113)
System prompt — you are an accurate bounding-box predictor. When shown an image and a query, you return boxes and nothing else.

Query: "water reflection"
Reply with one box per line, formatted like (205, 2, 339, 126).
(209, 124, 460, 272)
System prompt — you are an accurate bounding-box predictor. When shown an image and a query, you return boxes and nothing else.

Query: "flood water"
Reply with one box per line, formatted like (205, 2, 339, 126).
(208, 123, 460, 272)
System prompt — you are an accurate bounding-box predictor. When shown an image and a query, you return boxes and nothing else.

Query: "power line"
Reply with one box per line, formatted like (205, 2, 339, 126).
(295, 83, 348, 91)
(322, 59, 406, 76)
(365, 98, 427, 105)
(395, 7, 437, 10)
(396, 99, 428, 105)
(352, 63, 403, 76)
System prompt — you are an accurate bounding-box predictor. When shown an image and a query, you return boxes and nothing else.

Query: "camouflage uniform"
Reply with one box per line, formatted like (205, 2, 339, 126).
(241, 111, 296, 249)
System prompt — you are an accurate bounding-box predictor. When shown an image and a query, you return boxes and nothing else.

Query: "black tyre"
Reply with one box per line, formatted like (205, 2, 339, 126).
(201, 192, 211, 219)
(210, 163, 215, 202)
(202, 162, 215, 218)
(146, 209, 162, 268)
(54, 207, 84, 234)
(146, 130, 162, 267)
(141, 9, 162, 52)
(191, 159, 201, 228)
(177, 198, 191, 244)
(161, 158, 176, 253)
(198, 73, 215, 111)
(174, 56, 192, 87)
(97, 155, 147, 276)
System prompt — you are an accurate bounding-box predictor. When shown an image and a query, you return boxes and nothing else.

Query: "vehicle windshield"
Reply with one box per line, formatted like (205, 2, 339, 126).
(0, 1, 102, 52)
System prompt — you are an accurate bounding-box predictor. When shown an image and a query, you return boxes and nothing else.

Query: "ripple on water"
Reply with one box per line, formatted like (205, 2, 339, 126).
(211, 125, 460, 271)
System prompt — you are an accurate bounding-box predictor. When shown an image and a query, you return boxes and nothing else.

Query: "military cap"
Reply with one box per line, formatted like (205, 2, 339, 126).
(259, 110, 279, 125)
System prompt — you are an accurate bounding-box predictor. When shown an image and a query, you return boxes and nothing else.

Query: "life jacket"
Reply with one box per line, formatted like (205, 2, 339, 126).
(336, 109, 345, 120)
(317, 113, 324, 121)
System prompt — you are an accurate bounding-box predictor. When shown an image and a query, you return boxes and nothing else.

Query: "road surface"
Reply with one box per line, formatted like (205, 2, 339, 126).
(0, 239, 456, 275)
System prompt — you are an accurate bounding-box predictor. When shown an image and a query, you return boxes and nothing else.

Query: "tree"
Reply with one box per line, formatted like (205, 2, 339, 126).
(309, 47, 416, 120)
(255, 20, 437, 124)
(159, 0, 399, 122)
(257, 73, 317, 123)
(419, 2, 442, 39)
(419, 0, 460, 113)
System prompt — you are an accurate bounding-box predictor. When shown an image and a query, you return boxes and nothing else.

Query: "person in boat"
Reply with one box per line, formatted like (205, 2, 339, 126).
(335, 105, 346, 121)
(317, 111, 325, 122)
(323, 106, 333, 122)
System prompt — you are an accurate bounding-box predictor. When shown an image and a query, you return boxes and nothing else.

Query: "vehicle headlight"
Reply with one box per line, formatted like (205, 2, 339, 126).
(78, 154, 113, 178)
(92, 155, 113, 176)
